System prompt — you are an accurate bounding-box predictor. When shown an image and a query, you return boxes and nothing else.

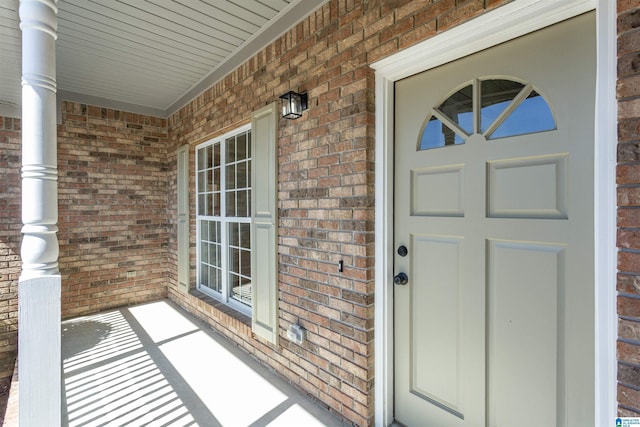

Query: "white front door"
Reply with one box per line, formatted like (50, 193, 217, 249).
(393, 13, 595, 427)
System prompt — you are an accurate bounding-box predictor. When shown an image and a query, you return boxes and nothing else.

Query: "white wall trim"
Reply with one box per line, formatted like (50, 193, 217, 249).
(373, 71, 395, 427)
(0, 104, 20, 118)
(57, 90, 166, 118)
(594, 0, 618, 424)
(372, 0, 614, 425)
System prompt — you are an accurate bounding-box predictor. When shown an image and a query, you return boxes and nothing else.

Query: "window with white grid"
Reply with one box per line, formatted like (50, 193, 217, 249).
(196, 125, 252, 314)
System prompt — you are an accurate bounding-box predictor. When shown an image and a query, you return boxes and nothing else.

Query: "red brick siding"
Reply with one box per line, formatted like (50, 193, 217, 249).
(57, 102, 170, 318)
(167, 1, 511, 425)
(0, 117, 20, 394)
(618, 1, 640, 417)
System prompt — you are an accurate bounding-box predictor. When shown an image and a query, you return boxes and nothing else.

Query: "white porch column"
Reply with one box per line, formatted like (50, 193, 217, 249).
(18, 0, 60, 425)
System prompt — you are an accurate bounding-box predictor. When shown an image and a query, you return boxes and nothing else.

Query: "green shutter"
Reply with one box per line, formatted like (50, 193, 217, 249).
(251, 102, 279, 344)
(177, 144, 190, 294)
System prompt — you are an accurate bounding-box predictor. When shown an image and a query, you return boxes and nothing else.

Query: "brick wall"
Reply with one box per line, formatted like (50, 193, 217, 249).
(0, 117, 20, 395)
(0, 103, 171, 421)
(617, 1, 640, 417)
(57, 101, 170, 318)
(167, 1, 511, 425)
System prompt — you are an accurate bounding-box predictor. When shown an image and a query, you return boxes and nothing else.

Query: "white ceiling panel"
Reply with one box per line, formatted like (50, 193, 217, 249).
(0, 0, 325, 117)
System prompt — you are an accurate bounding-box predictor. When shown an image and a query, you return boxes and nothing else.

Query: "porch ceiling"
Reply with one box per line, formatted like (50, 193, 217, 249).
(0, 0, 324, 118)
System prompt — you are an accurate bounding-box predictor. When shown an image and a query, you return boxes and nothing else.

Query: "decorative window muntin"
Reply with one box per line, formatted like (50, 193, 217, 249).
(418, 78, 556, 150)
(196, 125, 252, 315)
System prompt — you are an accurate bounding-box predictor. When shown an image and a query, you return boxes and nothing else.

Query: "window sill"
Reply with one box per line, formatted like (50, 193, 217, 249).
(188, 288, 251, 328)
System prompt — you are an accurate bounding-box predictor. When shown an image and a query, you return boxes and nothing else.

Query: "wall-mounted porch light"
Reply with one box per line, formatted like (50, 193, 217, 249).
(279, 91, 308, 119)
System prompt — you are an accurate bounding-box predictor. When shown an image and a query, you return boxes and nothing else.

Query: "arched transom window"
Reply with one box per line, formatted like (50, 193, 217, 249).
(419, 78, 556, 150)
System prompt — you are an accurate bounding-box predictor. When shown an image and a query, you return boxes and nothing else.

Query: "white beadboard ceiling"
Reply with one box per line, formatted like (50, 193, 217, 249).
(0, 0, 325, 118)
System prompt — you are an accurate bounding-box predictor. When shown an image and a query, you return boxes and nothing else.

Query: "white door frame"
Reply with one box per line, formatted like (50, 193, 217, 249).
(371, 1, 617, 426)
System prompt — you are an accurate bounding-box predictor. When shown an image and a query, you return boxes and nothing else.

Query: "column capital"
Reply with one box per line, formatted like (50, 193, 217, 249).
(19, 0, 58, 38)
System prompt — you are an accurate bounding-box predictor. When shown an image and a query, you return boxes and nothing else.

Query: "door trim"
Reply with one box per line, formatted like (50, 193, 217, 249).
(371, 1, 617, 426)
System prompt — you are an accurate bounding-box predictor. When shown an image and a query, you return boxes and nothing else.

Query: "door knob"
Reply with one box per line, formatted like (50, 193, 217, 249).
(394, 272, 408, 285)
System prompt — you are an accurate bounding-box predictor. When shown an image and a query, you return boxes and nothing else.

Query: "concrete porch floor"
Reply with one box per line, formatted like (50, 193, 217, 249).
(61, 300, 351, 427)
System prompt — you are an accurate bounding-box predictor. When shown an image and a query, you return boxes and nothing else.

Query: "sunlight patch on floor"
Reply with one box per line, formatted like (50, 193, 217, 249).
(129, 301, 199, 343)
(268, 404, 331, 427)
(62, 301, 342, 426)
(160, 330, 287, 426)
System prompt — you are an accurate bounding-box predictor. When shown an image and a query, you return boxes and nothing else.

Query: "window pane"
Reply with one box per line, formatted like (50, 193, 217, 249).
(240, 223, 250, 246)
(197, 147, 207, 171)
(229, 222, 239, 247)
(198, 219, 223, 294)
(201, 222, 209, 243)
(209, 243, 218, 266)
(213, 168, 220, 191)
(226, 137, 236, 163)
(207, 221, 220, 243)
(229, 247, 240, 274)
(198, 171, 206, 193)
(489, 91, 555, 139)
(198, 194, 206, 216)
(209, 195, 214, 216)
(247, 132, 252, 157)
(206, 146, 213, 169)
(232, 278, 251, 306)
(237, 190, 248, 216)
(228, 220, 251, 306)
(200, 264, 209, 286)
(226, 191, 236, 217)
(230, 274, 240, 301)
(201, 241, 209, 264)
(226, 164, 236, 190)
(207, 169, 214, 193)
(213, 193, 221, 216)
(438, 84, 473, 134)
(237, 162, 247, 189)
(213, 143, 221, 167)
(212, 266, 222, 293)
(237, 133, 247, 161)
(419, 116, 464, 150)
(481, 79, 525, 133)
(241, 249, 251, 276)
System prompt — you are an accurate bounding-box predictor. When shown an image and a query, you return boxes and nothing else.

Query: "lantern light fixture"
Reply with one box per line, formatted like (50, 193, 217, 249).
(279, 91, 308, 119)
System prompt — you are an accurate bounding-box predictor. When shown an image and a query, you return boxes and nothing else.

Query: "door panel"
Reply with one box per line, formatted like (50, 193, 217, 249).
(411, 165, 465, 216)
(393, 12, 595, 427)
(487, 154, 568, 219)
(410, 234, 464, 417)
(487, 240, 565, 427)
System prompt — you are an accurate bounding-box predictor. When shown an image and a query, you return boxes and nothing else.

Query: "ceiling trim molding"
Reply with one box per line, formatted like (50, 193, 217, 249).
(0, 104, 21, 119)
(164, 0, 328, 118)
(57, 90, 166, 118)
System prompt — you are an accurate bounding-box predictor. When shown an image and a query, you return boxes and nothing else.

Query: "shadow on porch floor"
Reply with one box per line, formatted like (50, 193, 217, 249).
(61, 300, 350, 427)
